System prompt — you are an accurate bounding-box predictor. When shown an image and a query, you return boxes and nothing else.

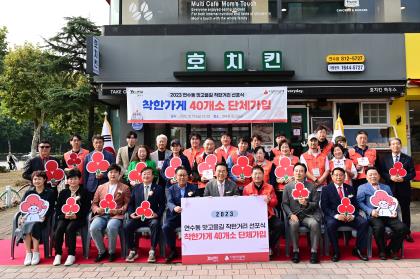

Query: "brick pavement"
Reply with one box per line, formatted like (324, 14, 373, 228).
(1, 260, 420, 279)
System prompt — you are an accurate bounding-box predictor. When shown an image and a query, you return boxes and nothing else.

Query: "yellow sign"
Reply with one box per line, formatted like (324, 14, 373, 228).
(326, 54, 365, 63)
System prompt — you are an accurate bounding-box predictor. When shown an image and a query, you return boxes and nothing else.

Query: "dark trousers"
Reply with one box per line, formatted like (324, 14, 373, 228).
(325, 215, 369, 254)
(394, 194, 411, 231)
(162, 215, 181, 251)
(269, 216, 284, 250)
(196, 188, 204, 197)
(369, 217, 409, 254)
(124, 218, 161, 250)
(54, 219, 83, 255)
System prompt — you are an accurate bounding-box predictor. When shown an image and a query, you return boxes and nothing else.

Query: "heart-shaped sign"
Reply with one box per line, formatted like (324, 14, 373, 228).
(337, 197, 355, 216)
(135, 201, 154, 221)
(164, 157, 183, 179)
(44, 160, 65, 184)
(61, 197, 80, 215)
(291, 182, 310, 199)
(128, 162, 148, 183)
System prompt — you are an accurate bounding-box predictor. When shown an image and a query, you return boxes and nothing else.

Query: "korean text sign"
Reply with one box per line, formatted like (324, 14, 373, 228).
(181, 196, 269, 264)
(126, 87, 287, 124)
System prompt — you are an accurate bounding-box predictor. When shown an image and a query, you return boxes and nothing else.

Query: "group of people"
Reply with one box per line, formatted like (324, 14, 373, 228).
(18, 125, 415, 266)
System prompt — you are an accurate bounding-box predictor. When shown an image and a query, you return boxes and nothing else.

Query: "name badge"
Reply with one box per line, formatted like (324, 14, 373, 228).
(334, 160, 345, 169)
(357, 157, 369, 167)
(312, 168, 320, 177)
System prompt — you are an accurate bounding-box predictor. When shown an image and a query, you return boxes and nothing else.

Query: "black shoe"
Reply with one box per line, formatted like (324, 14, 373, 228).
(386, 248, 401, 260)
(352, 248, 368, 261)
(108, 253, 116, 262)
(379, 252, 387, 260)
(310, 252, 319, 264)
(331, 252, 340, 262)
(291, 252, 300, 263)
(94, 251, 109, 262)
(406, 234, 414, 243)
(165, 250, 178, 263)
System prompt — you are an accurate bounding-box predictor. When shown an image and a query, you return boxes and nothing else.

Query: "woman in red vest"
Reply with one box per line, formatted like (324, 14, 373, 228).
(273, 140, 299, 191)
(254, 146, 275, 186)
(329, 144, 357, 185)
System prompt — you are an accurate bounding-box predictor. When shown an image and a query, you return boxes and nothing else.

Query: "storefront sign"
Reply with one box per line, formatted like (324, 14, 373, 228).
(224, 51, 245, 71)
(327, 63, 365, 72)
(181, 196, 269, 264)
(263, 51, 282, 71)
(344, 0, 360, 8)
(126, 87, 287, 124)
(326, 54, 365, 63)
(86, 36, 100, 75)
(186, 51, 206, 71)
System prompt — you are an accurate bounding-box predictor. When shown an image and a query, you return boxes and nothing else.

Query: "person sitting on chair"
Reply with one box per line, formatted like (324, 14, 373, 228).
(20, 171, 56, 266)
(321, 167, 369, 262)
(124, 167, 166, 263)
(162, 166, 198, 263)
(90, 164, 130, 262)
(282, 163, 321, 264)
(357, 167, 409, 260)
(203, 163, 239, 197)
(53, 169, 90, 266)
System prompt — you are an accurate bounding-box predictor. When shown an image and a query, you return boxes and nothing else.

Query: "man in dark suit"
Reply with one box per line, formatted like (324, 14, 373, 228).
(124, 167, 166, 263)
(282, 163, 322, 264)
(162, 166, 198, 263)
(357, 167, 409, 260)
(378, 137, 415, 242)
(22, 140, 62, 196)
(203, 163, 239, 197)
(83, 135, 116, 201)
(321, 167, 369, 262)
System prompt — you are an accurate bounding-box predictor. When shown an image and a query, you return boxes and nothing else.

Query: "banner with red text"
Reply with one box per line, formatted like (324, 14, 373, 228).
(126, 87, 287, 124)
(181, 196, 269, 264)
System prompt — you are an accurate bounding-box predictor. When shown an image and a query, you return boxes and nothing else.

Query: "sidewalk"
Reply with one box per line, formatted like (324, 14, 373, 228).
(1, 260, 420, 279)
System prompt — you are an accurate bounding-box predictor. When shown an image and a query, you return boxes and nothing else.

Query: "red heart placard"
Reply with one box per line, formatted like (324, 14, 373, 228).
(231, 156, 253, 178)
(99, 193, 117, 214)
(389, 162, 407, 177)
(164, 157, 183, 179)
(61, 197, 80, 215)
(291, 182, 310, 199)
(337, 197, 355, 215)
(66, 152, 82, 168)
(274, 157, 294, 180)
(198, 154, 218, 174)
(128, 162, 148, 183)
(44, 160, 65, 184)
(86, 152, 110, 175)
(135, 200, 154, 221)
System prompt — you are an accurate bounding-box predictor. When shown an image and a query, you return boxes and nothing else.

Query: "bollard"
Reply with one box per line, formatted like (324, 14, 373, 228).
(5, 185, 12, 207)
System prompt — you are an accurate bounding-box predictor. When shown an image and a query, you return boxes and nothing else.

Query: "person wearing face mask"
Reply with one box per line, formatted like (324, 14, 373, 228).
(300, 134, 330, 188)
(377, 137, 415, 242)
(357, 167, 409, 260)
(150, 134, 172, 187)
(329, 144, 357, 186)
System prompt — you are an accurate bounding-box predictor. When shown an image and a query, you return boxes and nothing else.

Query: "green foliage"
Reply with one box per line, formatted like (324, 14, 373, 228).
(0, 26, 7, 74)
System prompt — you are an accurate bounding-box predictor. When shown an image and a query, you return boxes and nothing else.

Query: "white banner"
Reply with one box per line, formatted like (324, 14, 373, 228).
(126, 87, 287, 124)
(181, 196, 269, 264)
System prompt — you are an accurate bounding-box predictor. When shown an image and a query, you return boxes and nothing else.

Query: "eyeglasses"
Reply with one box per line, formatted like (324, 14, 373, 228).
(39, 146, 51, 149)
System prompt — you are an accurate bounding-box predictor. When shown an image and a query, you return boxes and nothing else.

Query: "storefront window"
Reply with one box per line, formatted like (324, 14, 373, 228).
(119, 0, 420, 25)
(362, 103, 387, 124)
(336, 102, 360, 125)
(344, 128, 390, 149)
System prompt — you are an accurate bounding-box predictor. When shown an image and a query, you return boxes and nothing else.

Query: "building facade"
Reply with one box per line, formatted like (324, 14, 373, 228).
(92, 0, 420, 160)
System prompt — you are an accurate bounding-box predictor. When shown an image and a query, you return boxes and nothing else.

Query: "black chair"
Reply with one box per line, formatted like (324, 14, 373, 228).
(364, 207, 404, 258)
(86, 212, 126, 259)
(11, 212, 52, 259)
(122, 213, 166, 258)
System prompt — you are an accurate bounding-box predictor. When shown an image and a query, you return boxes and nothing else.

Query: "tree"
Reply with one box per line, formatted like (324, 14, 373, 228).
(0, 44, 62, 156)
(0, 26, 7, 74)
(44, 17, 102, 146)
(0, 112, 30, 153)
